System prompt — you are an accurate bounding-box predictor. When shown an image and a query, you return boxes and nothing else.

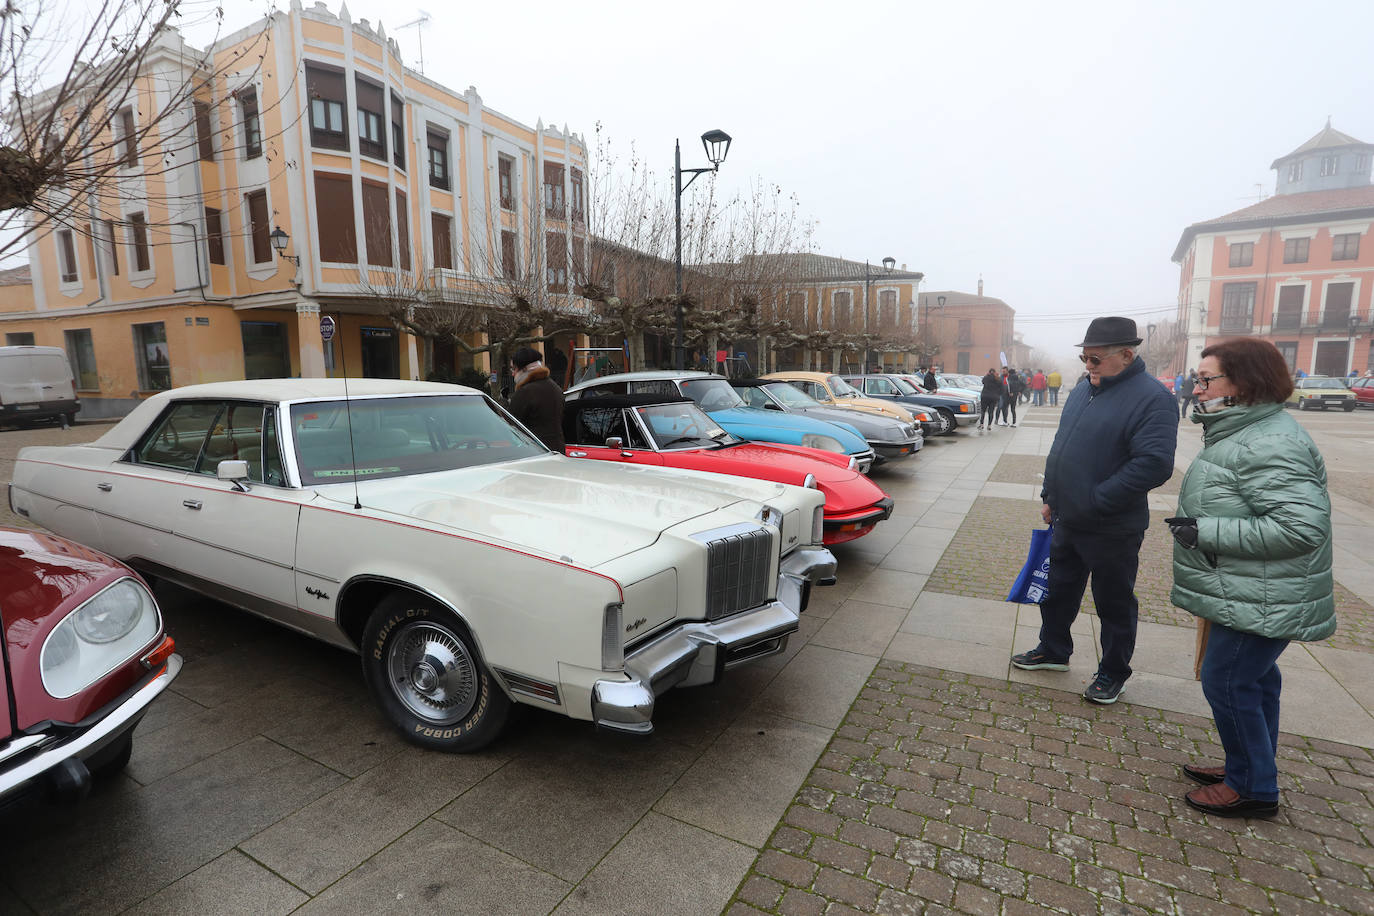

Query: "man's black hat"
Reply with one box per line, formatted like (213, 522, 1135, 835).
(1076, 316, 1143, 348)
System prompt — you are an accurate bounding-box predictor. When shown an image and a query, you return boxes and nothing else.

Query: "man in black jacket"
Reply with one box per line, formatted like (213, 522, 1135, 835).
(1011, 317, 1178, 704)
(508, 346, 565, 452)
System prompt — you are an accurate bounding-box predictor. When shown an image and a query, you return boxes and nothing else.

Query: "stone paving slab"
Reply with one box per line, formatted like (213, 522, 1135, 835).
(726, 661, 1374, 916)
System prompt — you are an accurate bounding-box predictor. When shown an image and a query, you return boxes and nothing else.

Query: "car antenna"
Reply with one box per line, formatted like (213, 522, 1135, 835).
(321, 315, 362, 510)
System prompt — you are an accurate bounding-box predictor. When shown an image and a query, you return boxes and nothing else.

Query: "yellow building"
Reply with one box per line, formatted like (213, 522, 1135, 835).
(4, 1, 589, 417)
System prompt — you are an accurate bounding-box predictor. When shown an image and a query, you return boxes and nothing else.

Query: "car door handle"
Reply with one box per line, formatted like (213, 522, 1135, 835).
(97, 482, 113, 492)
(182, 499, 202, 510)
(568, 450, 587, 457)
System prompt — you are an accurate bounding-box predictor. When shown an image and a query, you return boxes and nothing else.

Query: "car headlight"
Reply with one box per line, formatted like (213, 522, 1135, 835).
(41, 577, 161, 699)
(802, 474, 817, 489)
(812, 505, 825, 544)
(959, 403, 971, 413)
(602, 601, 624, 670)
(801, 433, 844, 453)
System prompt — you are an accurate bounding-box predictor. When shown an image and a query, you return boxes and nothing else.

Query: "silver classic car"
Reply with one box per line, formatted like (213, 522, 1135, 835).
(9, 380, 835, 752)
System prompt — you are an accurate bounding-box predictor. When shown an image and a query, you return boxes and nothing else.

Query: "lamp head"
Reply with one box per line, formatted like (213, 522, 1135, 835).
(937, 295, 946, 308)
(881, 256, 895, 273)
(701, 129, 732, 167)
(270, 226, 289, 255)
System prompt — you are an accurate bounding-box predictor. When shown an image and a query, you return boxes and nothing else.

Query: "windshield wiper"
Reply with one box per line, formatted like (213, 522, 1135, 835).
(662, 436, 702, 448)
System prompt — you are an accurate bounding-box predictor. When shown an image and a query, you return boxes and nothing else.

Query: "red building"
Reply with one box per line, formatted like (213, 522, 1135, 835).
(1172, 123, 1374, 376)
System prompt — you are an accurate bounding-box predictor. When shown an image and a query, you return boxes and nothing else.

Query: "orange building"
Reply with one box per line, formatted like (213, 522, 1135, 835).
(3, 2, 590, 417)
(1172, 123, 1374, 377)
(914, 286, 1018, 376)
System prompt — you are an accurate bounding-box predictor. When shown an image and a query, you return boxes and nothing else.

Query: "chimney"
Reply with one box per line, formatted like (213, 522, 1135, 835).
(977, 275, 983, 297)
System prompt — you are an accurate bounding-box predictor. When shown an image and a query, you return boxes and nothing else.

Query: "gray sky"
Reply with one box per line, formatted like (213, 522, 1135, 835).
(53, 0, 1374, 358)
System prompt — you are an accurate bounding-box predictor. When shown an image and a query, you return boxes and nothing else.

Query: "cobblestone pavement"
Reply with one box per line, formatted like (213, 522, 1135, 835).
(1327, 470, 1374, 515)
(727, 663, 1374, 916)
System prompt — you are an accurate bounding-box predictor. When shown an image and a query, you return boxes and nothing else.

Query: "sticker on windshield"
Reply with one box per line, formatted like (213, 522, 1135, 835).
(313, 467, 400, 477)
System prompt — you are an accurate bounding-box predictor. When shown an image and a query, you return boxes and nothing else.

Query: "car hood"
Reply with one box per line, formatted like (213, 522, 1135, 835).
(791, 405, 910, 436)
(706, 407, 867, 451)
(321, 454, 787, 568)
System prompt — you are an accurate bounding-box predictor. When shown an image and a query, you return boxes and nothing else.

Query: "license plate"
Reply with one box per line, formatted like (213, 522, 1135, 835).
(15, 404, 37, 411)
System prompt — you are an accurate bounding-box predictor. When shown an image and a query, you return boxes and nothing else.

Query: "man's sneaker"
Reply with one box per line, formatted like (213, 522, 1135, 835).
(1084, 674, 1125, 705)
(1011, 647, 1069, 671)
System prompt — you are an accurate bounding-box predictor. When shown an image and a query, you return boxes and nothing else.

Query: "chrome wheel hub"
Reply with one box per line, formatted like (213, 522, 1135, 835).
(387, 622, 478, 725)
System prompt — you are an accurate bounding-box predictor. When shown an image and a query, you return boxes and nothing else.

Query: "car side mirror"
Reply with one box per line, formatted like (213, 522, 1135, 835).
(604, 436, 623, 449)
(217, 459, 251, 492)
(763, 402, 782, 410)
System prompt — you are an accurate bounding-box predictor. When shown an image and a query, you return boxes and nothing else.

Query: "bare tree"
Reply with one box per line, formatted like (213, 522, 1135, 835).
(0, 0, 281, 261)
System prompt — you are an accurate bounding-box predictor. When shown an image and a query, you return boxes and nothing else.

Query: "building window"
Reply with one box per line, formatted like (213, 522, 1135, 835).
(101, 219, 119, 276)
(1228, 242, 1253, 268)
(133, 321, 171, 390)
(313, 172, 357, 262)
(500, 230, 516, 279)
(1287, 161, 1303, 183)
(1357, 153, 1370, 174)
(1274, 285, 1304, 330)
(1323, 282, 1354, 329)
(498, 154, 514, 210)
(305, 64, 347, 151)
(832, 291, 852, 329)
(431, 213, 453, 270)
(64, 329, 98, 389)
(118, 107, 136, 167)
(391, 92, 405, 169)
(194, 100, 215, 161)
(427, 129, 449, 190)
(571, 167, 585, 222)
(239, 88, 262, 159)
(128, 212, 151, 272)
(545, 232, 566, 291)
(543, 162, 565, 217)
(1282, 237, 1309, 264)
(878, 289, 897, 330)
(244, 190, 271, 263)
(1276, 342, 1298, 372)
(957, 319, 972, 345)
(6, 332, 34, 346)
(57, 229, 78, 282)
(355, 77, 385, 161)
(241, 321, 291, 379)
(205, 207, 225, 265)
(1220, 282, 1256, 333)
(1333, 232, 1360, 261)
(362, 181, 392, 266)
(395, 191, 409, 269)
(1319, 155, 1339, 177)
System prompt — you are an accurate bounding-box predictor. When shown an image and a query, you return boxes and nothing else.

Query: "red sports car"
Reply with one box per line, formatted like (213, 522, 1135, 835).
(0, 526, 180, 807)
(563, 396, 894, 545)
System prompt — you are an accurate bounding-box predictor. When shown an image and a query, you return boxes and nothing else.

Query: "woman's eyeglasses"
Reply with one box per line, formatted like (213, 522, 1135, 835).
(1195, 374, 1227, 388)
(1078, 349, 1123, 367)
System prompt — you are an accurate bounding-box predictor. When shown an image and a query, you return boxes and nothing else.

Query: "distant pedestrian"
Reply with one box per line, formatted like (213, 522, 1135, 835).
(508, 346, 565, 452)
(1177, 371, 1195, 419)
(1170, 338, 1334, 819)
(978, 369, 1002, 430)
(923, 367, 938, 392)
(1047, 369, 1062, 406)
(1030, 369, 1047, 406)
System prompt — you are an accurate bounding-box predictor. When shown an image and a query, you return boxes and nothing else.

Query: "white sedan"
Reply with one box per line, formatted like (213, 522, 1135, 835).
(9, 379, 835, 752)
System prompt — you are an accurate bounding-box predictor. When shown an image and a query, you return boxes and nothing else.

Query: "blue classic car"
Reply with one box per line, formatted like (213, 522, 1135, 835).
(566, 371, 876, 472)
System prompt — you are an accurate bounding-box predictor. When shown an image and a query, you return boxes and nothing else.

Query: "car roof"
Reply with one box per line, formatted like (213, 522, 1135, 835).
(564, 394, 692, 411)
(764, 371, 833, 380)
(730, 378, 792, 388)
(566, 369, 719, 394)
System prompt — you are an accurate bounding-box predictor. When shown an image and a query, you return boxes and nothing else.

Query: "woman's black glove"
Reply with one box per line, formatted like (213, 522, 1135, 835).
(1165, 516, 1199, 549)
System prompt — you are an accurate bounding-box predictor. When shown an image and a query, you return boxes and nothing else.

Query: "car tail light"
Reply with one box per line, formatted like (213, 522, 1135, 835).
(812, 505, 825, 544)
(141, 635, 176, 670)
(602, 602, 624, 669)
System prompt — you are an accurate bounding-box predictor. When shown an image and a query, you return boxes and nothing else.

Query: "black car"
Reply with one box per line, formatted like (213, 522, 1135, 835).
(841, 374, 981, 432)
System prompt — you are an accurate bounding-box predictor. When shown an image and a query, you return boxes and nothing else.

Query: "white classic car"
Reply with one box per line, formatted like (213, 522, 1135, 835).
(9, 380, 836, 752)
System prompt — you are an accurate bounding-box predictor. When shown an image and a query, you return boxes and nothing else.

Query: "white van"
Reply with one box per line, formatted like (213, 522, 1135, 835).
(0, 346, 80, 427)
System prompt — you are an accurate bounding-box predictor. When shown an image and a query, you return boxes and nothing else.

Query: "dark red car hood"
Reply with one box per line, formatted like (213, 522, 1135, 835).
(0, 528, 131, 734)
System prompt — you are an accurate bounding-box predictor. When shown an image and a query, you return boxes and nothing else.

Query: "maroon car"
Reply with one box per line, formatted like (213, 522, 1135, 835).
(563, 395, 894, 545)
(0, 526, 180, 808)
(1352, 377, 1374, 409)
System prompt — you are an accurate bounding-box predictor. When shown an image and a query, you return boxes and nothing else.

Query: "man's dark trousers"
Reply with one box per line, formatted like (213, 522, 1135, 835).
(1038, 524, 1144, 683)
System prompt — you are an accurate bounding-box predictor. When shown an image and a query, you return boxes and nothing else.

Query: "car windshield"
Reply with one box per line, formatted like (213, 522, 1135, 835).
(678, 377, 745, 411)
(891, 376, 921, 395)
(634, 403, 735, 448)
(290, 395, 545, 483)
(827, 376, 861, 398)
(761, 382, 821, 407)
(1299, 378, 1339, 389)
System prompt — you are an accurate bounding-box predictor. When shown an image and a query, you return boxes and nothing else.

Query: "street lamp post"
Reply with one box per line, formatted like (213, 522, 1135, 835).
(674, 129, 732, 370)
(862, 257, 896, 371)
(922, 294, 945, 368)
(1349, 313, 1360, 376)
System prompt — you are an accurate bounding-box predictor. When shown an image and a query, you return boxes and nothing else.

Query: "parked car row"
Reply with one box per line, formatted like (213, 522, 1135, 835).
(1287, 376, 1357, 411)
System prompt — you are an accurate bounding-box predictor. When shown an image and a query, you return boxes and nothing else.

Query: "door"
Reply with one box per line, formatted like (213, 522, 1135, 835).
(564, 404, 663, 468)
(1314, 341, 1348, 378)
(360, 327, 400, 378)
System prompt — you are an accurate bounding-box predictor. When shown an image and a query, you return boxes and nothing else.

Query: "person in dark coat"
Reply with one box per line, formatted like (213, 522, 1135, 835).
(508, 346, 565, 452)
(922, 368, 938, 392)
(1011, 317, 1179, 704)
(1177, 371, 1195, 419)
(978, 369, 1002, 430)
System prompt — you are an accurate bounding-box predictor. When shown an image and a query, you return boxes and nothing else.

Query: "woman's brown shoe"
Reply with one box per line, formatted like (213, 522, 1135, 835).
(1182, 763, 1225, 786)
(1185, 782, 1278, 819)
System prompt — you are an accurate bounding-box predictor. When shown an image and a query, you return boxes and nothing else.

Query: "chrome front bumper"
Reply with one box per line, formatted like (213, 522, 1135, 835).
(592, 546, 836, 736)
(0, 654, 182, 803)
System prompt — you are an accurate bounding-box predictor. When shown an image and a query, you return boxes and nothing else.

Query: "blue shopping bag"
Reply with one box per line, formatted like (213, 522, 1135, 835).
(1007, 524, 1052, 604)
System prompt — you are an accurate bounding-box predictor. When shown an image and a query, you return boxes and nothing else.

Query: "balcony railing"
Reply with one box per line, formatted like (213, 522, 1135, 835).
(1272, 313, 1301, 330)
(1321, 312, 1352, 330)
(1219, 316, 1254, 333)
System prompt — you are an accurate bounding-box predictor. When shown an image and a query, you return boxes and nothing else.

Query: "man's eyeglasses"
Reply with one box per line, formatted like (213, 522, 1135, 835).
(1195, 374, 1227, 388)
(1078, 349, 1124, 367)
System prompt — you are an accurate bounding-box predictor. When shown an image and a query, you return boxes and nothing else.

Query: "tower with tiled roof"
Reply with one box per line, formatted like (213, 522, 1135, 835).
(1270, 119, 1373, 195)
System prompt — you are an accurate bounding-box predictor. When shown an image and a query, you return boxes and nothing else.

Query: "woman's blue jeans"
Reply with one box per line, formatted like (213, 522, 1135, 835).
(1199, 622, 1289, 801)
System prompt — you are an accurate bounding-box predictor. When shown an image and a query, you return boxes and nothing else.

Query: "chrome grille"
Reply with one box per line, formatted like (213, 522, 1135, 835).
(703, 525, 773, 620)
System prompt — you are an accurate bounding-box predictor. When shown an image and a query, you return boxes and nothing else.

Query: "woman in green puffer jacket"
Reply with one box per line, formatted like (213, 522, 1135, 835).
(1166, 338, 1336, 820)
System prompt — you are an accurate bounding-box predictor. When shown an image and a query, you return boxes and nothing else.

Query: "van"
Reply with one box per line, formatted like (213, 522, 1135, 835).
(0, 346, 80, 427)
